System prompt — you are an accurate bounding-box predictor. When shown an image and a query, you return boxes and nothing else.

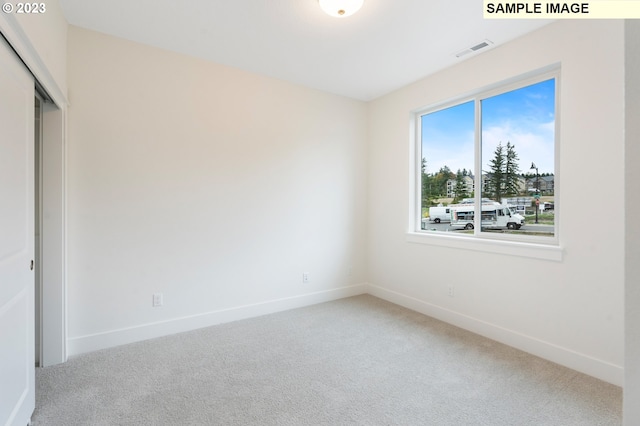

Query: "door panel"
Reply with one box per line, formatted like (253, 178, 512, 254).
(0, 35, 35, 426)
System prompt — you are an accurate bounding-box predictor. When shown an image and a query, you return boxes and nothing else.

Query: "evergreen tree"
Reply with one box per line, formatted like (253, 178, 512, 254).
(486, 143, 505, 202)
(485, 142, 525, 201)
(432, 166, 454, 197)
(453, 169, 469, 203)
(421, 158, 429, 204)
(504, 141, 521, 196)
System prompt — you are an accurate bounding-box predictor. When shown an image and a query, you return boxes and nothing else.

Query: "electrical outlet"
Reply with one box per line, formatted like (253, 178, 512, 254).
(302, 272, 310, 283)
(448, 286, 455, 298)
(152, 293, 163, 307)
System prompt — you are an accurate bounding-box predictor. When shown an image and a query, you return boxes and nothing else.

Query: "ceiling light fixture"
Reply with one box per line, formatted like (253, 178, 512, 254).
(318, 0, 364, 18)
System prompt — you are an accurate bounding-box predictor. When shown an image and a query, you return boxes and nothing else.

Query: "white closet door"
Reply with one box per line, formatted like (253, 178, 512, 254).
(0, 35, 35, 426)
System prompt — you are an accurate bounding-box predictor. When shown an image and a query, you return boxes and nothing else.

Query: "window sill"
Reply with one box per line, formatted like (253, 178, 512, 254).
(406, 231, 563, 262)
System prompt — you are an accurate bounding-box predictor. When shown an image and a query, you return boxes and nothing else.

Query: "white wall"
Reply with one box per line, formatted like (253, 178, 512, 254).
(66, 26, 368, 354)
(624, 19, 640, 425)
(0, 0, 68, 106)
(367, 20, 625, 385)
(12, 1, 67, 97)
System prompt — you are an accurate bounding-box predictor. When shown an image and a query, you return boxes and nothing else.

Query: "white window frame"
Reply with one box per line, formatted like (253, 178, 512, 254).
(408, 65, 562, 261)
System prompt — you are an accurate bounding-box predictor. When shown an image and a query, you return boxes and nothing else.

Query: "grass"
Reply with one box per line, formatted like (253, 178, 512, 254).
(525, 211, 554, 225)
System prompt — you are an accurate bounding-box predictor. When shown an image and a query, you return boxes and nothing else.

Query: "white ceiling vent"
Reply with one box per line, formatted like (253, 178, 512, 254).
(455, 39, 494, 58)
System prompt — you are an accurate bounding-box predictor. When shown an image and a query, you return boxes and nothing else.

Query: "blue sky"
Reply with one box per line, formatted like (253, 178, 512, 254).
(421, 78, 555, 176)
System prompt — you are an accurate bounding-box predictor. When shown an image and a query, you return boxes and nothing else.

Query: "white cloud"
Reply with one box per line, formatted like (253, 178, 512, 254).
(423, 130, 474, 174)
(481, 120, 555, 174)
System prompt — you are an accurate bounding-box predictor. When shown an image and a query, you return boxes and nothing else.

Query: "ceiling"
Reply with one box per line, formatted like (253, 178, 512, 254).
(58, 0, 553, 101)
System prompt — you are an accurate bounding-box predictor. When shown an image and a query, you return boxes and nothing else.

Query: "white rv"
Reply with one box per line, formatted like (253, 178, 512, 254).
(428, 206, 451, 223)
(450, 202, 525, 230)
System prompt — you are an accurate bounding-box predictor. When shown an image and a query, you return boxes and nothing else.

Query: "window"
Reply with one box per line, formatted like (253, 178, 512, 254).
(415, 68, 558, 246)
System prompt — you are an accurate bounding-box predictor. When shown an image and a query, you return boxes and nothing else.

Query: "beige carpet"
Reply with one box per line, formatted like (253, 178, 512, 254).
(33, 295, 622, 425)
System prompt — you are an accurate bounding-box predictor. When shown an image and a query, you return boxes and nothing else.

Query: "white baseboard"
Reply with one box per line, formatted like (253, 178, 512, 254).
(67, 282, 623, 387)
(67, 284, 368, 356)
(366, 283, 624, 387)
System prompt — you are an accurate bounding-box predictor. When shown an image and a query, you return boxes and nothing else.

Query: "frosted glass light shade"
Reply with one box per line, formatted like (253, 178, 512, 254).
(318, 0, 364, 17)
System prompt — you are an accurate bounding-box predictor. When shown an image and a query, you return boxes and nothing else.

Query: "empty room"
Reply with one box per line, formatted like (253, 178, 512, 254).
(1, 0, 639, 425)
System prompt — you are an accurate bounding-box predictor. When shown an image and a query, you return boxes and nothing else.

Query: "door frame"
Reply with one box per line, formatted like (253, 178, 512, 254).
(0, 14, 68, 366)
